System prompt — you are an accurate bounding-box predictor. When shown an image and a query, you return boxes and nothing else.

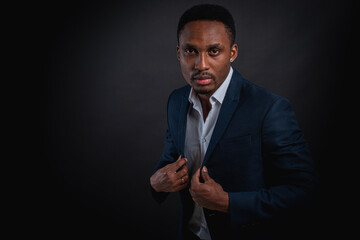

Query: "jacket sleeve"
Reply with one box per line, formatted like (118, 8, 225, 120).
(228, 97, 319, 226)
(150, 92, 181, 204)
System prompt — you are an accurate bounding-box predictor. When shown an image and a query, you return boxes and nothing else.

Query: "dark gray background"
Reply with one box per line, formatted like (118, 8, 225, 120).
(38, 0, 355, 238)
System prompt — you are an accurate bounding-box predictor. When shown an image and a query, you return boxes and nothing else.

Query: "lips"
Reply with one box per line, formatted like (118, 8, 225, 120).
(191, 71, 215, 86)
(192, 74, 214, 85)
(196, 78, 212, 85)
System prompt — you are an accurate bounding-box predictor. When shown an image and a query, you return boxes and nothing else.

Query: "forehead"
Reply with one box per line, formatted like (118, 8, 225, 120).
(179, 20, 231, 46)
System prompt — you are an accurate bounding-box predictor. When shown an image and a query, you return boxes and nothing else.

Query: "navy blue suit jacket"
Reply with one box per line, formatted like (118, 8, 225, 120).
(152, 69, 318, 239)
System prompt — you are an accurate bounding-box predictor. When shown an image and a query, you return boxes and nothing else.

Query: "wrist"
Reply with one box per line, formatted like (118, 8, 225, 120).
(150, 175, 160, 192)
(219, 191, 229, 213)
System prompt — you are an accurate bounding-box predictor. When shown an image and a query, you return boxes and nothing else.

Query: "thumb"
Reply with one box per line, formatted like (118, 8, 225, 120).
(191, 168, 201, 185)
(201, 166, 212, 183)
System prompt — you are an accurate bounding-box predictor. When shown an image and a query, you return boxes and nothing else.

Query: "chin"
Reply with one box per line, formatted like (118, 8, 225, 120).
(193, 86, 214, 95)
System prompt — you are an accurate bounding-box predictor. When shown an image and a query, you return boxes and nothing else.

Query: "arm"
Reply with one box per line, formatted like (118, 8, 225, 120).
(228, 97, 318, 225)
(150, 130, 189, 204)
(150, 90, 190, 203)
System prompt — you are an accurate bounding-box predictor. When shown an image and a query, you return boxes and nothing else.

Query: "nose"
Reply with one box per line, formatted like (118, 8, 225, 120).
(195, 53, 210, 71)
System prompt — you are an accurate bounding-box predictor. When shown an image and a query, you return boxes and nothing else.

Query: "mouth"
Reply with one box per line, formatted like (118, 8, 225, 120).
(195, 78, 212, 85)
(192, 73, 215, 86)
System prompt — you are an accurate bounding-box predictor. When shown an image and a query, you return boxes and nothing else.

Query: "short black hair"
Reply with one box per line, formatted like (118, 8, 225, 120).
(177, 4, 236, 45)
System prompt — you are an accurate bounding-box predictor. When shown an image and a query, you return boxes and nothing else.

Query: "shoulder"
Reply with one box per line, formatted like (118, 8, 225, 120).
(231, 70, 285, 111)
(167, 85, 191, 105)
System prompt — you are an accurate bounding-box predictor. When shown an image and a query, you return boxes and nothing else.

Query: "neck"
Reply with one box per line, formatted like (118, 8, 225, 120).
(198, 93, 212, 122)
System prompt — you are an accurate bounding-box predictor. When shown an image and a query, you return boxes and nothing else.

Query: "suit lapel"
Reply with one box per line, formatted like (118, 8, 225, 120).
(202, 71, 242, 166)
(178, 87, 191, 155)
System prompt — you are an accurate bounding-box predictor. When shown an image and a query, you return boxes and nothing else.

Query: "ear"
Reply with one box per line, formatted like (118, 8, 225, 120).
(176, 45, 180, 60)
(230, 44, 238, 62)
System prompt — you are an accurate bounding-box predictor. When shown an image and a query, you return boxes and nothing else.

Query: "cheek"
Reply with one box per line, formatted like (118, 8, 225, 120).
(179, 61, 192, 83)
(210, 59, 230, 76)
(213, 56, 230, 68)
(180, 59, 193, 73)
(180, 58, 193, 69)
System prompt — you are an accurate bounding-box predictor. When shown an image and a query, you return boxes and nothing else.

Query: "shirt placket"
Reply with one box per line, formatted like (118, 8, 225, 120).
(200, 100, 216, 163)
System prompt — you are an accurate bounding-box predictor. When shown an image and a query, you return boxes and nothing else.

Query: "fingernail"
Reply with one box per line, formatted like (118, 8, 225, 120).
(203, 166, 207, 172)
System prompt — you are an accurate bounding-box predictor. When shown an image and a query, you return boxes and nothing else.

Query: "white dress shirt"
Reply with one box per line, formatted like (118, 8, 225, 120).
(184, 67, 233, 240)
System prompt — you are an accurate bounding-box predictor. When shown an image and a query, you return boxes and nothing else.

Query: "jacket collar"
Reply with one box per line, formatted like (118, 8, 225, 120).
(178, 69, 243, 163)
(203, 69, 242, 166)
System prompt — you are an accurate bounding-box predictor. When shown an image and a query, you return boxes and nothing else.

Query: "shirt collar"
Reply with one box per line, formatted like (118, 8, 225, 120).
(188, 67, 233, 106)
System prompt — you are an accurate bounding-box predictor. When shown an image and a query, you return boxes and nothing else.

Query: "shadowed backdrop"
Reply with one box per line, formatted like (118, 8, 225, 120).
(39, 0, 355, 238)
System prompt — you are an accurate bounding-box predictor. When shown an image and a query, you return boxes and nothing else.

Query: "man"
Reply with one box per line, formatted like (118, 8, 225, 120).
(150, 4, 318, 240)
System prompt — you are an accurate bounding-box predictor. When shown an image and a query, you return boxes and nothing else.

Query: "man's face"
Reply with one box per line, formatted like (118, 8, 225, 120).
(177, 20, 238, 96)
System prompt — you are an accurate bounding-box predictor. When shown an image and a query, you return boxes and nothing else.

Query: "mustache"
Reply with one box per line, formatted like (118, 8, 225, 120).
(191, 71, 216, 80)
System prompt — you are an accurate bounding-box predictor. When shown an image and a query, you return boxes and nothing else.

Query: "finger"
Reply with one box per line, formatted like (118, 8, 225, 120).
(174, 154, 182, 166)
(201, 166, 211, 183)
(191, 168, 201, 185)
(179, 174, 189, 185)
(173, 154, 182, 166)
(172, 176, 189, 192)
(173, 156, 188, 171)
(175, 164, 188, 178)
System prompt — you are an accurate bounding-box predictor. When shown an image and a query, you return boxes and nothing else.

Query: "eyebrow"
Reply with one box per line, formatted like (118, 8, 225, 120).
(206, 43, 224, 49)
(182, 43, 225, 49)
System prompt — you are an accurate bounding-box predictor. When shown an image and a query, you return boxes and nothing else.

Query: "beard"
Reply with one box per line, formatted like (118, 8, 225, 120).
(192, 81, 219, 96)
(193, 87, 213, 95)
(191, 71, 217, 95)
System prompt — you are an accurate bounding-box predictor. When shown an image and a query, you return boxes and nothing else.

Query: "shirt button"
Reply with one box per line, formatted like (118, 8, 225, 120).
(201, 137, 206, 143)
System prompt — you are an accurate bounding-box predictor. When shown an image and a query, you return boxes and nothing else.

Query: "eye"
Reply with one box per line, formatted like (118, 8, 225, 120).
(209, 48, 220, 56)
(185, 48, 196, 55)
